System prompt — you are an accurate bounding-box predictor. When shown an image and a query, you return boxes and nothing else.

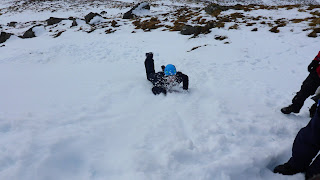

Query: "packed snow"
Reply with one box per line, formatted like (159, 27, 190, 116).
(0, 0, 320, 180)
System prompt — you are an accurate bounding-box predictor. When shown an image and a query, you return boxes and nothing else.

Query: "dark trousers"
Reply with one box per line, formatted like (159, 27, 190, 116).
(288, 109, 320, 177)
(145, 57, 161, 85)
(292, 72, 320, 111)
(145, 57, 155, 81)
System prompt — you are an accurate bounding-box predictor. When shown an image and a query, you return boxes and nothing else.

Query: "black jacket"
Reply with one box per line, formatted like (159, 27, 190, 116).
(145, 57, 188, 95)
(149, 71, 189, 95)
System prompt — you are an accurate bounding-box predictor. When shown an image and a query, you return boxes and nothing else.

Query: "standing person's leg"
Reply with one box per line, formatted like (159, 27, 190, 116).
(282, 72, 320, 114)
(274, 111, 320, 175)
(288, 120, 320, 172)
(306, 155, 320, 179)
(292, 73, 320, 110)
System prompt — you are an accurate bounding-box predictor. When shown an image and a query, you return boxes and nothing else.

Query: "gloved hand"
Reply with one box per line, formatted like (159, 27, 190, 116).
(308, 60, 319, 72)
(161, 65, 165, 71)
(152, 87, 166, 95)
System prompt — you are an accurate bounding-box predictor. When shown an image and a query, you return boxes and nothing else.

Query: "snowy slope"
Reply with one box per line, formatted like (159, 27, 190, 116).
(0, 1, 320, 180)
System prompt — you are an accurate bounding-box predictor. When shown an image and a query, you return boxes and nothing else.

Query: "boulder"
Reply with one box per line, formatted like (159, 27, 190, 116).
(0, 32, 13, 43)
(8, 21, 17, 27)
(133, 2, 150, 12)
(123, 11, 134, 19)
(181, 25, 200, 35)
(46, 17, 67, 25)
(21, 26, 38, 38)
(204, 3, 230, 15)
(308, 28, 320, 38)
(71, 19, 78, 27)
(84, 12, 102, 24)
(181, 24, 211, 36)
(233, 4, 244, 10)
(123, 2, 150, 19)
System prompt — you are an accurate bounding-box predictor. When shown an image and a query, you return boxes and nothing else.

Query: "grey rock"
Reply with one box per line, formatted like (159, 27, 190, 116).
(204, 3, 230, 14)
(8, 21, 17, 27)
(0, 32, 13, 43)
(46, 17, 66, 25)
(84, 12, 102, 24)
(71, 19, 78, 27)
(181, 23, 213, 36)
(181, 25, 200, 35)
(21, 26, 39, 39)
(123, 2, 150, 19)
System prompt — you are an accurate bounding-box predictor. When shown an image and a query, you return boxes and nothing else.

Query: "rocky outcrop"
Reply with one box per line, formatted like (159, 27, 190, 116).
(71, 19, 78, 27)
(181, 22, 216, 36)
(84, 12, 102, 24)
(67, 17, 78, 27)
(8, 21, 17, 27)
(308, 28, 320, 38)
(123, 2, 150, 19)
(0, 32, 13, 43)
(204, 3, 230, 15)
(21, 25, 43, 38)
(46, 17, 67, 25)
(204, 3, 248, 15)
(181, 25, 201, 35)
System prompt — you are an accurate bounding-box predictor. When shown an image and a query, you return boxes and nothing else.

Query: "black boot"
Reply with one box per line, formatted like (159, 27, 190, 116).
(281, 104, 300, 114)
(274, 162, 302, 175)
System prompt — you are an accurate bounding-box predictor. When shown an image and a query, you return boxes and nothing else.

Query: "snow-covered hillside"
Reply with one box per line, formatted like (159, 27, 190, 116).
(0, 0, 320, 180)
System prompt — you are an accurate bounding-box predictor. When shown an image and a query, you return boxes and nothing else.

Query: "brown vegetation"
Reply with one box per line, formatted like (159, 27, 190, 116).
(215, 35, 228, 41)
(53, 30, 65, 38)
(187, 44, 208, 52)
(229, 24, 239, 30)
(269, 26, 280, 33)
(133, 17, 163, 31)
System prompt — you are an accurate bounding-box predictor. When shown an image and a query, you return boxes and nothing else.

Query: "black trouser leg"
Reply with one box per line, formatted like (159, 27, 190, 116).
(310, 103, 318, 118)
(288, 110, 320, 172)
(145, 57, 155, 81)
(306, 155, 320, 179)
(292, 72, 320, 111)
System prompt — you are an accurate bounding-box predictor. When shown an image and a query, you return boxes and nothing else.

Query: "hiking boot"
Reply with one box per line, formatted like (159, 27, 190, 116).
(306, 173, 320, 180)
(274, 162, 301, 175)
(281, 105, 300, 114)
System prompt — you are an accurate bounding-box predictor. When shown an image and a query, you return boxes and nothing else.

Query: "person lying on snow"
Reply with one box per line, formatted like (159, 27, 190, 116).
(281, 51, 320, 116)
(274, 100, 320, 180)
(144, 52, 189, 95)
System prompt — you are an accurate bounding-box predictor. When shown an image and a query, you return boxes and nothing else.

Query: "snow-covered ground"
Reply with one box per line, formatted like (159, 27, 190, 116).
(0, 0, 320, 180)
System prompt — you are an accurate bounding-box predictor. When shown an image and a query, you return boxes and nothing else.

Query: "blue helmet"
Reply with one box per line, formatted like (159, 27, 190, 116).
(164, 64, 176, 76)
